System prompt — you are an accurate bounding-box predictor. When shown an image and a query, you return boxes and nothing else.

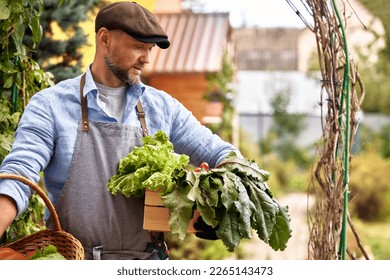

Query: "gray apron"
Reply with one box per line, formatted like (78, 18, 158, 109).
(47, 74, 164, 260)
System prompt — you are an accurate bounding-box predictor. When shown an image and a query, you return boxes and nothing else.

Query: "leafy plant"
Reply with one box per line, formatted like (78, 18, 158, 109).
(107, 130, 190, 197)
(349, 152, 390, 222)
(165, 233, 247, 260)
(0, 0, 54, 161)
(0, 0, 56, 244)
(0, 99, 20, 162)
(259, 91, 311, 169)
(204, 51, 236, 142)
(358, 0, 390, 114)
(4, 193, 46, 243)
(107, 130, 292, 252)
(28, 245, 66, 260)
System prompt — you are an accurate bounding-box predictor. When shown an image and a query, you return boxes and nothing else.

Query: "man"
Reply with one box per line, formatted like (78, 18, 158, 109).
(0, 2, 238, 259)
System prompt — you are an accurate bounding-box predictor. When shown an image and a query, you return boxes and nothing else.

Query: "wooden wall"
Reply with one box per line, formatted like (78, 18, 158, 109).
(147, 73, 209, 122)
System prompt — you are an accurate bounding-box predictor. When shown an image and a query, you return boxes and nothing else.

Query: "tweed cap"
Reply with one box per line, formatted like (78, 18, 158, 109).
(95, 1, 170, 49)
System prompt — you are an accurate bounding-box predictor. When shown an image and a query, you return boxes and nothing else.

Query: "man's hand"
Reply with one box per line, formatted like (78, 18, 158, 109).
(0, 195, 17, 237)
(193, 216, 219, 240)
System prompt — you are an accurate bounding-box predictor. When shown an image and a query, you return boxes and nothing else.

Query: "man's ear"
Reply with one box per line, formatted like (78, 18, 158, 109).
(96, 27, 110, 47)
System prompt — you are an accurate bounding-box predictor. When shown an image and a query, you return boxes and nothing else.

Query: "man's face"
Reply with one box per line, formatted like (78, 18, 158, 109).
(104, 30, 155, 85)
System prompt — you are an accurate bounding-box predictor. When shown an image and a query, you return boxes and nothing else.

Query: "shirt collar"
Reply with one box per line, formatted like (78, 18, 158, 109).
(82, 66, 98, 97)
(82, 65, 146, 98)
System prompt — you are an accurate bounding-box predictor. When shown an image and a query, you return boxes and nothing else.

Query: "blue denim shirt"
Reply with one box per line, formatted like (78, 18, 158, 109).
(0, 67, 239, 216)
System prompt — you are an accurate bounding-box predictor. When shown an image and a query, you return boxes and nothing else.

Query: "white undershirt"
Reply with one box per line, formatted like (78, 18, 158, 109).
(95, 82, 127, 122)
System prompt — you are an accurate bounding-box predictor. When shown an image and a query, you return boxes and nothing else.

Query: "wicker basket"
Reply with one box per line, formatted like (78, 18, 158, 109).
(0, 173, 85, 260)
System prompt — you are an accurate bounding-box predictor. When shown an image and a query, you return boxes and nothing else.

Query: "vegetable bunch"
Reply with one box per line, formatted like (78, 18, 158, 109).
(107, 130, 190, 197)
(0, 245, 66, 260)
(107, 130, 292, 252)
(28, 245, 66, 260)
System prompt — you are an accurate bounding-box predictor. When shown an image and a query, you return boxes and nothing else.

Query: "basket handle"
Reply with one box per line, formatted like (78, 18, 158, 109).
(0, 173, 62, 232)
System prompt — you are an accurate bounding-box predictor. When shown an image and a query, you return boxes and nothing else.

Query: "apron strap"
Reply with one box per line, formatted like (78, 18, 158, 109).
(80, 73, 89, 132)
(136, 101, 149, 137)
(79, 73, 149, 136)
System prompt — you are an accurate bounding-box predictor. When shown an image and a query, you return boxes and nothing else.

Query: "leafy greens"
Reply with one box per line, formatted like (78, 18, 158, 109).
(107, 130, 292, 252)
(107, 130, 190, 197)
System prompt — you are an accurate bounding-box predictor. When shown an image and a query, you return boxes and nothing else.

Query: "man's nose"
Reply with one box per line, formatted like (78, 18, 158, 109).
(140, 52, 151, 64)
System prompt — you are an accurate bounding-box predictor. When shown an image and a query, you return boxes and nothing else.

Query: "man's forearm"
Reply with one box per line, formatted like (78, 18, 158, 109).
(0, 195, 17, 237)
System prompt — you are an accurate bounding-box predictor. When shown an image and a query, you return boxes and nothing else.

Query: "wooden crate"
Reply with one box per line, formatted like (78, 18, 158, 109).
(143, 189, 199, 233)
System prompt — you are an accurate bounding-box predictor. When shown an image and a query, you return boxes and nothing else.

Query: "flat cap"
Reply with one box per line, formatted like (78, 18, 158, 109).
(95, 1, 170, 49)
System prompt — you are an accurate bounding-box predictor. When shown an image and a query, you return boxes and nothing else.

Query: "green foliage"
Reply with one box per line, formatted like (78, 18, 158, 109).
(263, 154, 310, 194)
(0, 0, 54, 163)
(357, 219, 390, 260)
(358, 0, 390, 60)
(29, 245, 66, 260)
(165, 153, 292, 252)
(357, 52, 390, 114)
(356, 0, 390, 114)
(358, 124, 390, 159)
(165, 233, 247, 260)
(378, 124, 390, 158)
(239, 129, 310, 196)
(259, 91, 312, 169)
(107, 130, 190, 198)
(0, 99, 20, 161)
(4, 193, 45, 243)
(271, 93, 305, 137)
(108, 131, 291, 252)
(0, 0, 54, 244)
(349, 153, 390, 222)
(204, 52, 235, 142)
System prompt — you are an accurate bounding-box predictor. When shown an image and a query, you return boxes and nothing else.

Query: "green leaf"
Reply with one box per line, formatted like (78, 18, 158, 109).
(0, 1, 10, 20)
(215, 174, 256, 251)
(219, 172, 239, 210)
(268, 205, 292, 251)
(218, 152, 271, 182)
(196, 201, 218, 228)
(0, 137, 13, 152)
(3, 75, 14, 89)
(246, 179, 279, 243)
(107, 173, 143, 198)
(29, 245, 66, 260)
(11, 15, 26, 54)
(189, 171, 223, 228)
(216, 208, 241, 252)
(233, 178, 255, 240)
(186, 173, 201, 202)
(30, 15, 43, 43)
(162, 184, 195, 240)
(9, 2, 23, 13)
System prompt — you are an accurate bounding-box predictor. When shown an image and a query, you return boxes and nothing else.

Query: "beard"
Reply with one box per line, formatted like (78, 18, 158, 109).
(104, 56, 139, 85)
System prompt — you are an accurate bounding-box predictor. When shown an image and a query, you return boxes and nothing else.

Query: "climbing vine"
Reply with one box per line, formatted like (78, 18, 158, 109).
(287, 0, 367, 259)
(0, 0, 56, 243)
(0, 0, 54, 162)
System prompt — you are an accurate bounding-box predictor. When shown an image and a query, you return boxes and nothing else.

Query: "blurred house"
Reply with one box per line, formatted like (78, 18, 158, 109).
(142, 12, 234, 126)
(233, 27, 322, 146)
(233, 0, 387, 147)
